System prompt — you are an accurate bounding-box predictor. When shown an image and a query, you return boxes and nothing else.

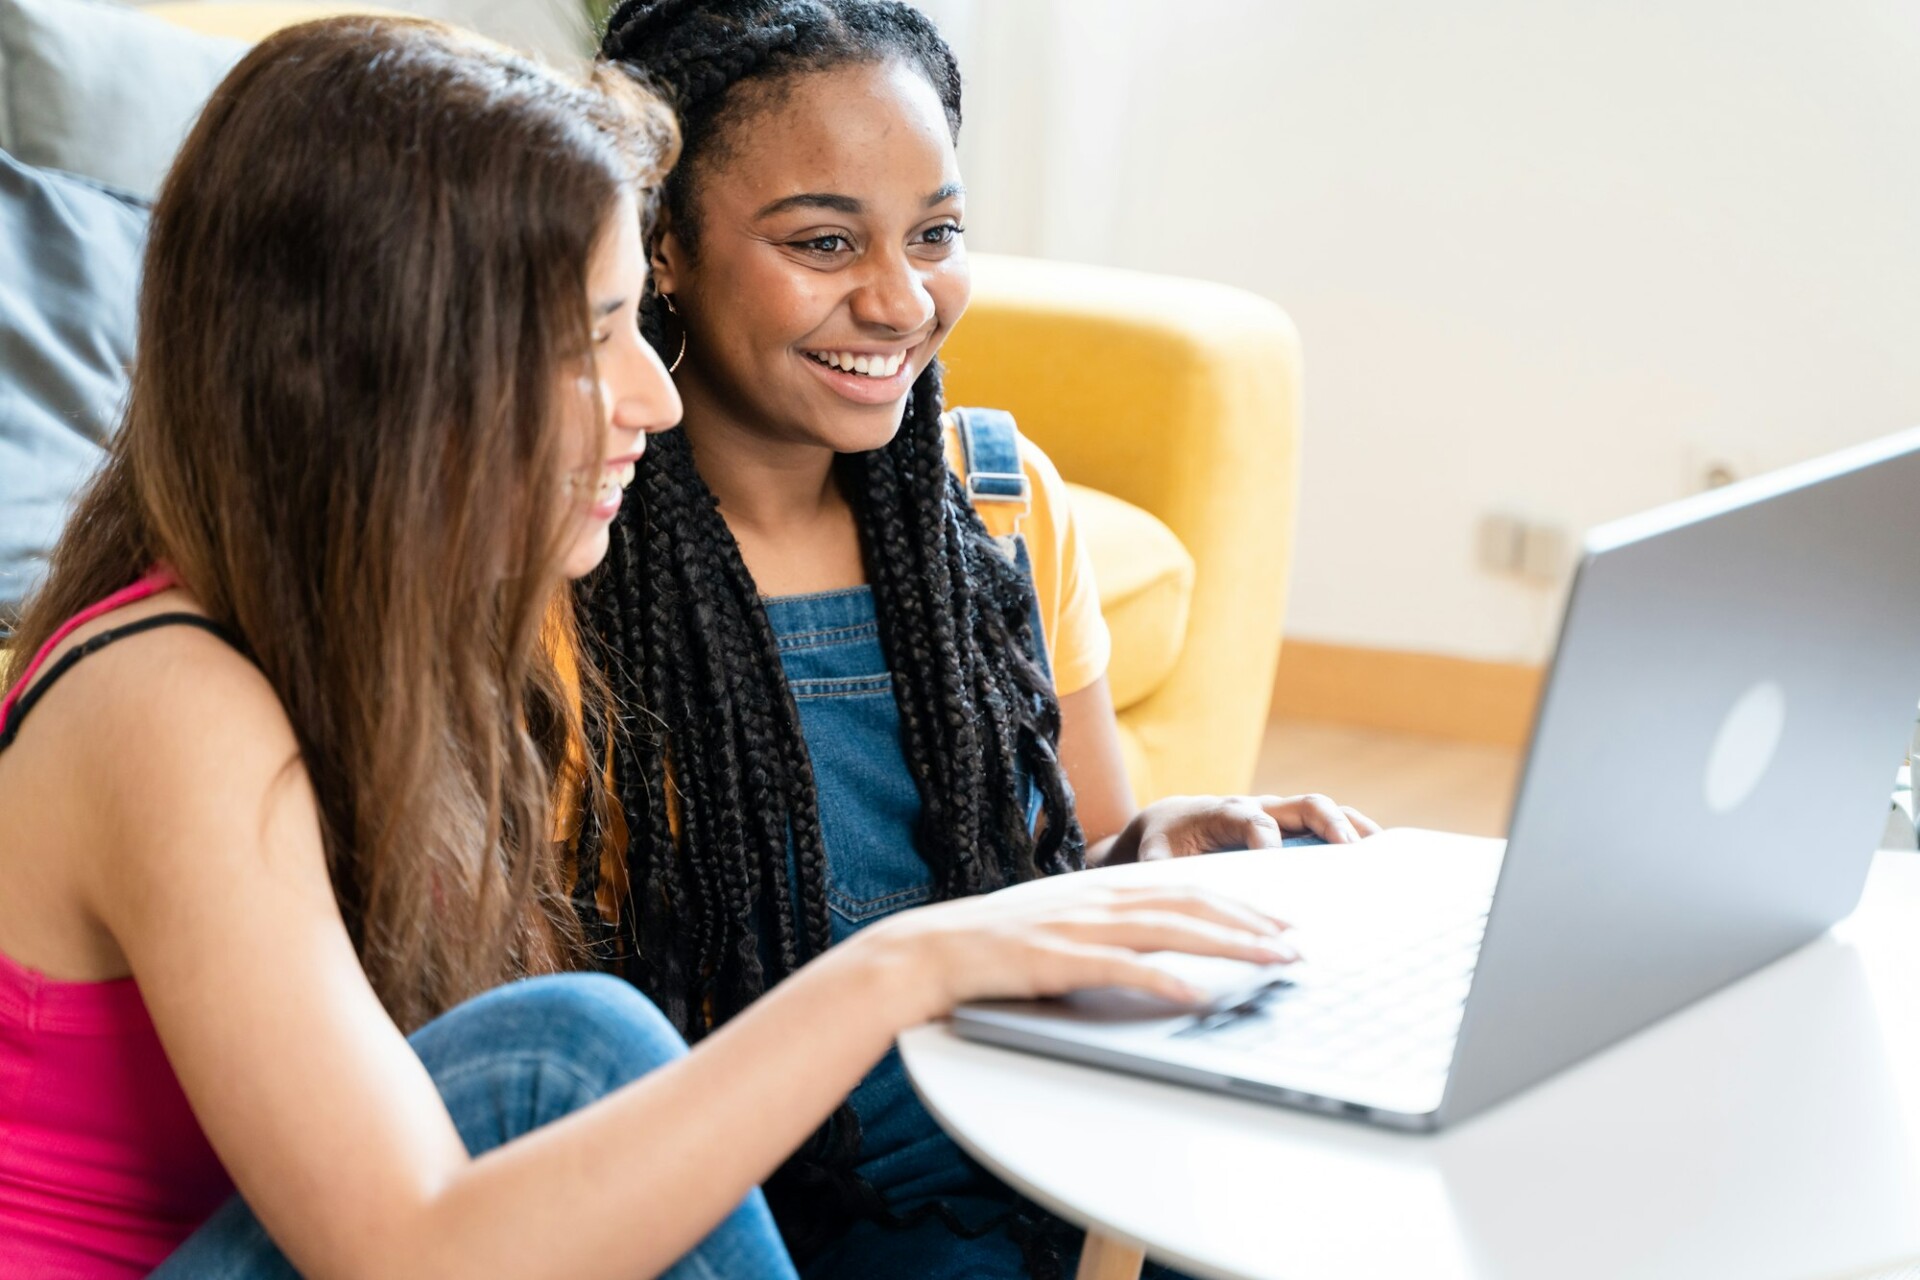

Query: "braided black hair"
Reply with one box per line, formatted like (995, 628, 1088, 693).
(577, 1, 1085, 1270)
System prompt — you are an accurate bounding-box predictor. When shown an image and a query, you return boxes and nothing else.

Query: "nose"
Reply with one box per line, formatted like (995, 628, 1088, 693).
(602, 328, 683, 440)
(848, 245, 936, 336)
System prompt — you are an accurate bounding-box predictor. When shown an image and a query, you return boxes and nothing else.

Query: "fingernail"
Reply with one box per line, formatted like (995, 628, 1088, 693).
(1257, 943, 1300, 963)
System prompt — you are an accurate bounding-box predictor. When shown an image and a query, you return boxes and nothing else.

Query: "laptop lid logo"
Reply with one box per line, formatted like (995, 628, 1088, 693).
(1705, 680, 1787, 814)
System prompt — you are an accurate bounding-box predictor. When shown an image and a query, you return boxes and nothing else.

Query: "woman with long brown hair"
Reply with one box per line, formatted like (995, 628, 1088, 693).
(0, 15, 1300, 1280)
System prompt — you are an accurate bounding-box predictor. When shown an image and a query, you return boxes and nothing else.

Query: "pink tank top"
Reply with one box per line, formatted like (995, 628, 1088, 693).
(0, 569, 236, 1277)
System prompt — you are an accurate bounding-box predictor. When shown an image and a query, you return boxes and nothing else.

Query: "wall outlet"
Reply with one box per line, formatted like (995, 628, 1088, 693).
(1683, 443, 1764, 496)
(1477, 512, 1570, 585)
(1477, 513, 1524, 574)
(1517, 521, 1571, 582)
(1699, 459, 1740, 489)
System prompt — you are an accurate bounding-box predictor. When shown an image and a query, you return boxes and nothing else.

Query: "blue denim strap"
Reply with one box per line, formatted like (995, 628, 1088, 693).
(950, 407, 1030, 507)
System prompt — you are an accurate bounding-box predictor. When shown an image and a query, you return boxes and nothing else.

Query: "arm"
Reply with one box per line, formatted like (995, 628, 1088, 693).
(69, 629, 1292, 1280)
(1057, 674, 1138, 858)
(79, 630, 909, 1280)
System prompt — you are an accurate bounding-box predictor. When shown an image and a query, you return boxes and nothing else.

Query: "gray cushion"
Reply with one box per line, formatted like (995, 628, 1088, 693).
(0, 0, 245, 200)
(0, 148, 147, 617)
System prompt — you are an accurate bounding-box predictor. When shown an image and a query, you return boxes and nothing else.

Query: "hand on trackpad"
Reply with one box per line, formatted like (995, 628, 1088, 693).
(1063, 951, 1296, 1019)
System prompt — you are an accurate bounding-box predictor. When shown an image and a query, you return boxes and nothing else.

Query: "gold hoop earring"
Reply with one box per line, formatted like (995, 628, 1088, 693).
(662, 293, 687, 374)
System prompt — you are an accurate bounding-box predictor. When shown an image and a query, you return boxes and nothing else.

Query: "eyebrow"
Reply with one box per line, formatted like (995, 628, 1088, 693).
(592, 297, 628, 319)
(753, 183, 966, 220)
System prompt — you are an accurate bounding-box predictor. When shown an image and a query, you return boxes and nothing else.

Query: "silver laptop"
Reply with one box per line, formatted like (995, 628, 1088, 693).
(953, 425, 1920, 1131)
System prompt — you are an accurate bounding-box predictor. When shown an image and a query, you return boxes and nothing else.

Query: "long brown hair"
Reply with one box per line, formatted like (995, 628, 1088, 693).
(11, 18, 677, 1029)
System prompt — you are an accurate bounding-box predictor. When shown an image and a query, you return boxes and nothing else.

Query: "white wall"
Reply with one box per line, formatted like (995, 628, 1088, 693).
(929, 0, 1920, 663)
(432, 0, 584, 58)
(308, 0, 1920, 664)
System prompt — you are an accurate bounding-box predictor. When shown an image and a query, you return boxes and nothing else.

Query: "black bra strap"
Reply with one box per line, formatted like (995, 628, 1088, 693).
(0, 613, 249, 752)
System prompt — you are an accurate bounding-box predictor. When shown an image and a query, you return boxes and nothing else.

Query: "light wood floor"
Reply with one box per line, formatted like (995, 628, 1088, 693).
(1251, 718, 1523, 839)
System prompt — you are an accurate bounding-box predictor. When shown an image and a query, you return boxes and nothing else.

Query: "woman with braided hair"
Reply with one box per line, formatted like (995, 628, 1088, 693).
(583, 2, 1381, 1275)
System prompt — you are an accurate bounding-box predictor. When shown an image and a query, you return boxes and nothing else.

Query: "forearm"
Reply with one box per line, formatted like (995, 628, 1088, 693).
(391, 941, 916, 1280)
(1056, 676, 1140, 863)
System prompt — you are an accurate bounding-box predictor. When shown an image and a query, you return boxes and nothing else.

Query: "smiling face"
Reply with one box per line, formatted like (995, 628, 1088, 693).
(560, 192, 684, 578)
(650, 58, 969, 455)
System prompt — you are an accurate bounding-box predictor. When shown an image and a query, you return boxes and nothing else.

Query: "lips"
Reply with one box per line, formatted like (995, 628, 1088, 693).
(574, 452, 640, 522)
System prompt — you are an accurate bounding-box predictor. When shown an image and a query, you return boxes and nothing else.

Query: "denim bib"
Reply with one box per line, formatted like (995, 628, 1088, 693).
(761, 409, 1053, 1212)
(766, 586, 939, 943)
(764, 573, 1048, 949)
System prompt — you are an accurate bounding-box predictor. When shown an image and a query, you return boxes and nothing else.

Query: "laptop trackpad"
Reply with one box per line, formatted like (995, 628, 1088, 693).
(1061, 951, 1296, 1021)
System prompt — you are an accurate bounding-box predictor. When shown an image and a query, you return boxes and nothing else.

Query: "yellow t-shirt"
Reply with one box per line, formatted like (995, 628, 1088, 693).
(942, 420, 1112, 697)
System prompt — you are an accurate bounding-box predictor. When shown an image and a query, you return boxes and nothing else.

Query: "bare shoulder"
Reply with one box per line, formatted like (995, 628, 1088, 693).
(22, 590, 293, 769)
(16, 589, 309, 869)
(0, 589, 315, 976)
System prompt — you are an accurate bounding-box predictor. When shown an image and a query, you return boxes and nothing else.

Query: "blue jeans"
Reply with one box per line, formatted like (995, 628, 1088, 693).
(151, 973, 797, 1279)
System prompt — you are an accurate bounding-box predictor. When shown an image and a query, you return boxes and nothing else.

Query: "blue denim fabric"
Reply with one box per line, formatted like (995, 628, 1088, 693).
(766, 588, 1002, 1216)
(769, 587, 943, 943)
(767, 586, 1157, 1280)
(766, 585, 1044, 950)
(806, 1210, 1196, 1280)
(150, 974, 796, 1279)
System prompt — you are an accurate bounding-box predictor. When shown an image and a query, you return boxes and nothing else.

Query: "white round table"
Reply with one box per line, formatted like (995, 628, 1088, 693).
(900, 842, 1920, 1280)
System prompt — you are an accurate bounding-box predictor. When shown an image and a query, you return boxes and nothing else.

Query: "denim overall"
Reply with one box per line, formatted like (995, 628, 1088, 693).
(768, 412, 1073, 1278)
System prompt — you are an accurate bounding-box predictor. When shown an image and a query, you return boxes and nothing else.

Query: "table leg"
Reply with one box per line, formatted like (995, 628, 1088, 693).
(1075, 1229, 1145, 1280)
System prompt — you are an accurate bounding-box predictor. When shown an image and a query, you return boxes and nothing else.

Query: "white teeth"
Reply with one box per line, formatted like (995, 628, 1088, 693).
(570, 465, 634, 500)
(809, 350, 907, 378)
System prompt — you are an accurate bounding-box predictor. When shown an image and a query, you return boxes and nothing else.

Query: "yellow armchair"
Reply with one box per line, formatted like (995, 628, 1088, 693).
(941, 253, 1302, 803)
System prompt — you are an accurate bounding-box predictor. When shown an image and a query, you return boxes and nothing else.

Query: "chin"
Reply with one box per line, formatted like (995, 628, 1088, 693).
(818, 400, 915, 455)
(562, 525, 612, 579)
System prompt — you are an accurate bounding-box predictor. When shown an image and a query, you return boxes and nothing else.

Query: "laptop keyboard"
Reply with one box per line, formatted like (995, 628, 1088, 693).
(1174, 910, 1489, 1083)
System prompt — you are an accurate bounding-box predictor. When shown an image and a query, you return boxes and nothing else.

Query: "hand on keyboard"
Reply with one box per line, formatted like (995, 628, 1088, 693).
(1102, 793, 1384, 864)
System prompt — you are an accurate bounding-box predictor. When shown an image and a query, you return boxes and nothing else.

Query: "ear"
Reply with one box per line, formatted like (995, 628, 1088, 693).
(649, 209, 687, 296)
